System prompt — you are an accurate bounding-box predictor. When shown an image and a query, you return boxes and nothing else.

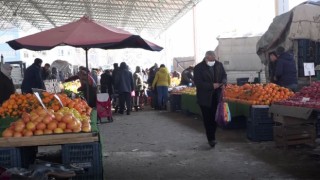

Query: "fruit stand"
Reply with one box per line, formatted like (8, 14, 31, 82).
(168, 83, 309, 143)
(0, 91, 103, 179)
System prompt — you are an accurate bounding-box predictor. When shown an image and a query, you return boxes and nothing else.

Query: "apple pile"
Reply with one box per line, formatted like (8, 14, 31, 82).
(2, 107, 91, 138)
(276, 81, 320, 109)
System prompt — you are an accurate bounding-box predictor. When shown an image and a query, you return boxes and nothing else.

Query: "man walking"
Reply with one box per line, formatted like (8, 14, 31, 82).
(194, 51, 227, 148)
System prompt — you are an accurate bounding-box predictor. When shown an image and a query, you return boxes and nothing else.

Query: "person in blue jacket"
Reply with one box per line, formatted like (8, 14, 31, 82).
(21, 58, 46, 94)
(274, 46, 298, 92)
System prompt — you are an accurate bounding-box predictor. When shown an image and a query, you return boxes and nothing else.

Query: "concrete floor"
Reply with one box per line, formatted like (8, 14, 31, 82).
(99, 107, 320, 180)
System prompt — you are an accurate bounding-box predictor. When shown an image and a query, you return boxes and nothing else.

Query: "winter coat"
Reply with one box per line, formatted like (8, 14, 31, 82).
(275, 52, 297, 86)
(21, 63, 45, 94)
(152, 67, 171, 88)
(133, 72, 145, 91)
(0, 72, 15, 105)
(147, 66, 158, 85)
(194, 60, 227, 107)
(41, 67, 50, 80)
(114, 66, 134, 93)
(180, 69, 194, 86)
(100, 72, 113, 94)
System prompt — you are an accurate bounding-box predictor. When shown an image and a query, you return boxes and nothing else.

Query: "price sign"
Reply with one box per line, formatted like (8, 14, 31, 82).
(301, 97, 310, 103)
(304, 63, 315, 76)
(248, 74, 255, 83)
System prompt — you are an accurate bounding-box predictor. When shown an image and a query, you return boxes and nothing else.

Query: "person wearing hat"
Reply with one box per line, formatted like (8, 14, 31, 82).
(0, 63, 15, 105)
(194, 51, 227, 148)
(273, 46, 298, 92)
(21, 58, 46, 94)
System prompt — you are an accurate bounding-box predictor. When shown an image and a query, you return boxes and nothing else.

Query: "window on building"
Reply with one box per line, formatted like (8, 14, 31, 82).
(23, 51, 28, 58)
(297, 39, 320, 77)
(58, 49, 64, 56)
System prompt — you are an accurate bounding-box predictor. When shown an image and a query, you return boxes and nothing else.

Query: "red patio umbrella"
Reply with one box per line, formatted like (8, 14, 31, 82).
(7, 16, 163, 104)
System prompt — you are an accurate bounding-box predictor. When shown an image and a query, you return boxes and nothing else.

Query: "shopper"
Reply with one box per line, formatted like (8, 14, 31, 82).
(41, 63, 51, 80)
(114, 62, 134, 115)
(194, 51, 227, 148)
(152, 64, 171, 110)
(274, 46, 298, 92)
(100, 70, 113, 95)
(78, 68, 97, 108)
(21, 58, 46, 94)
(133, 66, 145, 109)
(148, 63, 159, 109)
(64, 66, 97, 108)
(180, 66, 194, 86)
(172, 70, 181, 79)
(0, 63, 15, 105)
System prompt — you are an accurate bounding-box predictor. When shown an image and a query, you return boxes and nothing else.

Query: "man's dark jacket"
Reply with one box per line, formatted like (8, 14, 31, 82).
(194, 60, 227, 107)
(275, 52, 297, 86)
(100, 72, 113, 95)
(21, 63, 45, 93)
(114, 65, 134, 93)
(0, 72, 15, 105)
(180, 69, 194, 86)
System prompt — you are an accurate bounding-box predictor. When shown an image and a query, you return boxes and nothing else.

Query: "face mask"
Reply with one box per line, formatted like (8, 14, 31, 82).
(207, 61, 215, 67)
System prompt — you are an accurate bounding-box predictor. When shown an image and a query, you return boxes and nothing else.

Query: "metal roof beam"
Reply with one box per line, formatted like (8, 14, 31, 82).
(27, 0, 57, 27)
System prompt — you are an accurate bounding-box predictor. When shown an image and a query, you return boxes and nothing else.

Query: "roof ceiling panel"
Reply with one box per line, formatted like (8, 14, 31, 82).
(0, 0, 201, 37)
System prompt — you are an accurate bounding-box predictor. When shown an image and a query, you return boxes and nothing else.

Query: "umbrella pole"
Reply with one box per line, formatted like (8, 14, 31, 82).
(85, 48, 90, 106)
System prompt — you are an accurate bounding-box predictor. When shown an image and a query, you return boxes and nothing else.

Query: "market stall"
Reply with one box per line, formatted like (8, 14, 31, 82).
(0, 91, 102, 179)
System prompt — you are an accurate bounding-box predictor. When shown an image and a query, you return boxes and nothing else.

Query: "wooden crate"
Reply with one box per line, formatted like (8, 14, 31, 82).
(0, 132, 99, 148)
(273, 124, 316, 147)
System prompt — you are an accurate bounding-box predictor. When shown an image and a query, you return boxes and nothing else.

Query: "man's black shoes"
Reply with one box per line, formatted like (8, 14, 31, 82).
(208, 140, 217, 148)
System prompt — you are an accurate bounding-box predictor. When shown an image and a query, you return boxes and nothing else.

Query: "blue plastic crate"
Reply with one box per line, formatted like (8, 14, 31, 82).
(169, 94, 181, 112)
(62, 142, 103, 179)
(250, 106, 273, 124)
(222, 116, 247, 129)
(20, 146, 37, 168)
(247, 120, 274, 142)
(0, 147, 21, 168)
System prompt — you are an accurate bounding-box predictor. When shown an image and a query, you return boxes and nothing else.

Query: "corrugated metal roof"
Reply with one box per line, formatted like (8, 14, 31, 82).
(0, 0, 201, 37)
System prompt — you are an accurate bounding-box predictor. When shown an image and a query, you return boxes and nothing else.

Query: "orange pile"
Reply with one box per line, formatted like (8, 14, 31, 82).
(2, 107, 91, 138)
(0, 92, 92, 118)
(0, 94, 40, 118)
(224, 83, 294, 105)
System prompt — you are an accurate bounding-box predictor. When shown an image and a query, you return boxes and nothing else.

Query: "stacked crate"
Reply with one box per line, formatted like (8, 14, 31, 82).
(0, 146, 37, 168)
(247, 106, 274, 141)
(273, 114, 316, 147)
(62, 142, 103, 180)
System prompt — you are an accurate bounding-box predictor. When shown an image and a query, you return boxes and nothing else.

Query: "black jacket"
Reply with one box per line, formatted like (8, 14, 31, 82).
(275, 52, 297, 86)
(194, 60, 227, 107)
(100, 72, 113, 95)
(180, 69, 194, 86)
(21, 63, 45, 93)
(0, 72, 15, 105)
(114, 65, 134, 93)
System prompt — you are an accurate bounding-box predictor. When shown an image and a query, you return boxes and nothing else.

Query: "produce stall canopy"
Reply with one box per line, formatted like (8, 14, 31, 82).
(0, 0, 201, 37)
(256, 1, 320, 65)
